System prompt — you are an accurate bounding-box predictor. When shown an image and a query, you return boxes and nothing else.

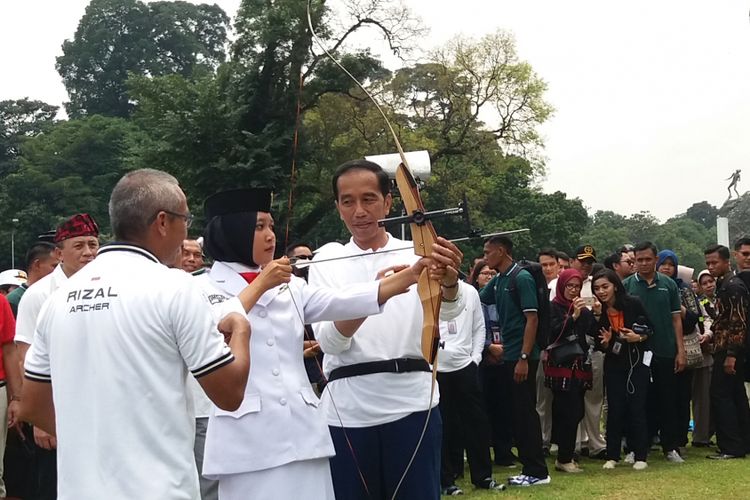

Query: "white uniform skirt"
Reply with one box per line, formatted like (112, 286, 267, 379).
(217, 458, 335, 500)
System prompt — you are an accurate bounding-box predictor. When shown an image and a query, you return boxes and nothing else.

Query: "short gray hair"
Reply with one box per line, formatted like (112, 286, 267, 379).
(109, 169, 184, 241)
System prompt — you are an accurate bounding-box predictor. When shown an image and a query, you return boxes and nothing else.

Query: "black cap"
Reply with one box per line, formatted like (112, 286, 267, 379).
(575, 244, 597, 262)
(38, 230, 57, 243)
(204, 189, 272, 219)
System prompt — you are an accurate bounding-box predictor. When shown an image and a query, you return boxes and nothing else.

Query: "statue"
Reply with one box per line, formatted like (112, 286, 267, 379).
(727, 169, 742, 199)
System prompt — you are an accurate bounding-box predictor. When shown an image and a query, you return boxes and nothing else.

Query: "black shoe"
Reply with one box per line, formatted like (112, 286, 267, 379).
(542, 446, 550, 457)
(476, 478, 507, 491)
(590, 449, 608, 460)
(580, 447, 590, 457)
(442, 485, 464, 495)
(707, 453, 743, 460)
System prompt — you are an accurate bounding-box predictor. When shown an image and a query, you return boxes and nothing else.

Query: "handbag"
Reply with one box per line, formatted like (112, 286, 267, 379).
(547, 336, 585, 366)
(545, 304, 585, 366)
(683, 331, 703, 369)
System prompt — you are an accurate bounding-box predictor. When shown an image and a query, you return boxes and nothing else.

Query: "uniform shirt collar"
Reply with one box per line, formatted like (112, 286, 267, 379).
(98, 243, 159, 263)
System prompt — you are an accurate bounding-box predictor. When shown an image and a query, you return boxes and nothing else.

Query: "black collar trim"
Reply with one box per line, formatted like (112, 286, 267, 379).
(98, 243, 160, 263)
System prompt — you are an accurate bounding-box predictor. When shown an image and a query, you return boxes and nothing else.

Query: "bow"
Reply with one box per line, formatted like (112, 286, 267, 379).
(306, 3, 448, 498)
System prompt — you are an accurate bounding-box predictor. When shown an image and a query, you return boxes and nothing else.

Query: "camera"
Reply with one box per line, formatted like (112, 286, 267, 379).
(632, 322, 650, 336)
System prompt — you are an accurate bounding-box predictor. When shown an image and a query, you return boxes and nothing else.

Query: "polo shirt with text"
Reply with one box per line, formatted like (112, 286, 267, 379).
(622, 271, 680, 358)
(479, 263, 540, 361)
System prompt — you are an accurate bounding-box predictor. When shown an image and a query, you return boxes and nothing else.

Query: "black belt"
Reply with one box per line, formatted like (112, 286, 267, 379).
(328, 358, 430, 382)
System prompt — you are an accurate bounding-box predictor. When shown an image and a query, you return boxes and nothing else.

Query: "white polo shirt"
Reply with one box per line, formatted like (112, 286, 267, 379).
(15, 264, 68, 345)
(309, 234, 464, 427)
(437, 282, 485, 372)
(25, 244, 238, 500)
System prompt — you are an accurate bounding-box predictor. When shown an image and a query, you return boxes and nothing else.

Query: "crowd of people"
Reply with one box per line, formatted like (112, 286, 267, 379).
(0, 161, 747, 499)
(434, 237, 750, 494)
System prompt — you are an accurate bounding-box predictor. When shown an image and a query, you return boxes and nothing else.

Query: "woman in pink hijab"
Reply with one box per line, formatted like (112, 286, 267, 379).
(544, 269, 597, 473)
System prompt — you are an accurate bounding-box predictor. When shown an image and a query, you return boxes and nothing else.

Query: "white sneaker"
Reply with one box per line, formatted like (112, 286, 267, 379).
(624, 452, 635, 464)
(507, 474, 551, 486)
(665, 450, 685, 463)
(602, 460, 617, 470)
(633, 461, 648, 470)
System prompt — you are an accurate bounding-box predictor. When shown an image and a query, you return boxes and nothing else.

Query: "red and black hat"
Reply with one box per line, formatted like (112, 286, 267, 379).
(54, 214, 99, 243)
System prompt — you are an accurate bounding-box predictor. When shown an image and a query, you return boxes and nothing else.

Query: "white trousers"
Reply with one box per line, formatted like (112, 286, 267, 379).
(217, 458, 334, 500)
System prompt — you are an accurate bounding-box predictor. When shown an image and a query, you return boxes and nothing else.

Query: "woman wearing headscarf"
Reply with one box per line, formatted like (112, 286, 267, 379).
(691, 270, 716, 447)
(656, 250, 702, 449)
(198, 189, 461, 500)
(592, 269, 652, 471)
(544, 269, 596, 473)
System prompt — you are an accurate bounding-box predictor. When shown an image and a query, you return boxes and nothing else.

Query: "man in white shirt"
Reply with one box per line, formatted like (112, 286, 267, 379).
(20, 169, 252, 500)
(308, 159, 464, 500)
(14, 213, 100, 500)
(437, 281, 502, 494)
(536, 249, 560, 455)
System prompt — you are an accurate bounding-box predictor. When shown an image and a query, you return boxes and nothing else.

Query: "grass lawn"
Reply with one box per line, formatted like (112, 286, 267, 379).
(450, 445, 750, 499)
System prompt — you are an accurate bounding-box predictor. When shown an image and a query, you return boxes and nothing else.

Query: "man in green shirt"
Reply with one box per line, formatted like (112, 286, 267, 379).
(623, 241, 686, 463)
(6, 242, 58, 317)
(479, 235, 550, 487)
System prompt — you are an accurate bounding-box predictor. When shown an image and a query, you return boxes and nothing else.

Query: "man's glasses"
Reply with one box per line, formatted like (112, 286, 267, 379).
(294, 254, 313, 260)
(162, 210, 194, 228)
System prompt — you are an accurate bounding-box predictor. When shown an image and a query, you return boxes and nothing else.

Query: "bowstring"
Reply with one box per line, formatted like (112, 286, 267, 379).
(389, 221, 440, 500)
(306, 3, 440, 497)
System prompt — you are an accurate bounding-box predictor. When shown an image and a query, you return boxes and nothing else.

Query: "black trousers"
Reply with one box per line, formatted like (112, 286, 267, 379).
(437, 362, 492, 486)
(605, 363, 649, 461)
(649, 356, 684, 453)
(498, 360, 548, 478)
(551, 387, 585, 463)
(479, 363, 515, 464)
(711, 352, 750, 456)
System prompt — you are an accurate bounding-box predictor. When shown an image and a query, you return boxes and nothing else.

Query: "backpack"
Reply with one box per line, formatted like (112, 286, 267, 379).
(507, 260, 552, 350)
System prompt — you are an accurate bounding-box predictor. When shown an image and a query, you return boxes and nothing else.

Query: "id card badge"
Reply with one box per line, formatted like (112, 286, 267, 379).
(491, 325, 501, 344)
(447, 320, 458, 335)
(643, 351, 653, 367)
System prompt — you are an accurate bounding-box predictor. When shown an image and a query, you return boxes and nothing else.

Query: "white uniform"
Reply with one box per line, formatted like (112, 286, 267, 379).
(308, 234, 464, 427)
(201, 261, 384, 500)
(437, 282, 485, 372)
(24, 244, 240, 500)
(15, 264, 68, 345)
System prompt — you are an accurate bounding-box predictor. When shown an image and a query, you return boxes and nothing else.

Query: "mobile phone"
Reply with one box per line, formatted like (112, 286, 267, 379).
(582, 296, 595, 308)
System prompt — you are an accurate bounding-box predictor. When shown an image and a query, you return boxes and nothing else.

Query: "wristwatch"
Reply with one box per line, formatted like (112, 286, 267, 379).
(520, 353, 529, 361)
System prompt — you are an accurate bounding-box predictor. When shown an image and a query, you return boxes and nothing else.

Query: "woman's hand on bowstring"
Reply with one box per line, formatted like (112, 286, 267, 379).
(258, 257, 293, 291)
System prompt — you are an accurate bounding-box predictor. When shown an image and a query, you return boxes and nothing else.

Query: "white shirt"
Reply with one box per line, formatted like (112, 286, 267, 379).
(437, 282, 485, 372)
(201, 261, 383, 476)
(308, 234, 464, 427)
(24, 244, 238, 500)
(15, 264, 68, 345)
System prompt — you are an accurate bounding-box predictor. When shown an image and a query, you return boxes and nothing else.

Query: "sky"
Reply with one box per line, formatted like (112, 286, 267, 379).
(2, 0, 749, 221)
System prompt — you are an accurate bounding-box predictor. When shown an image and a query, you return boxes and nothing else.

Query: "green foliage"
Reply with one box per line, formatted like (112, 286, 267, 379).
(581, 210, 714, 271)
(0, 116, 145, 269)
(0, 99, 58, 177)
(56, 0, 229, 117)
(0, 0, 714, 278)
(685, 201, 718, 229)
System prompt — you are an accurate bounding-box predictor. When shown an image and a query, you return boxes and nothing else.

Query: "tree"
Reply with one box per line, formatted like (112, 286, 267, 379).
(0, 116, 144, 270)
(0, 99, 58, 177)
(56, 0, 229, 117)
(685, 201, 718, 229)
(389, 30, 553, 170)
